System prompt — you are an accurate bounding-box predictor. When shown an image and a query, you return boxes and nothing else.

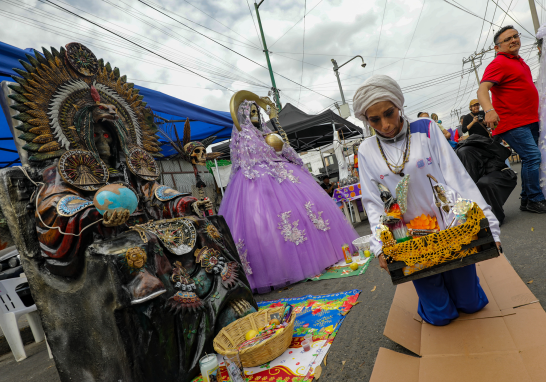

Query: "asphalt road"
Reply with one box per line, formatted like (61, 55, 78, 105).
(3, 162, 546, 382)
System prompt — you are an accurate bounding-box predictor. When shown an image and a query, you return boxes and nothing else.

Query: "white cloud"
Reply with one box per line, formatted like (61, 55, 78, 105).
(0, 0, 539, 131)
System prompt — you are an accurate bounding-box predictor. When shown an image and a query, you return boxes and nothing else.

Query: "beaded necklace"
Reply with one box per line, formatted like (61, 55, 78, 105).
(376, 122, 411, 177)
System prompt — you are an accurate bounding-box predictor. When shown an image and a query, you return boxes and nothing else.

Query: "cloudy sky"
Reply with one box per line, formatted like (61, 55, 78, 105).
(0, 0, 540, 129)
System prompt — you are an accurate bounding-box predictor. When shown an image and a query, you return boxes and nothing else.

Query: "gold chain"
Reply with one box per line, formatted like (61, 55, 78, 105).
(130, 226, 149, 244)
(376, 124, 411, 176)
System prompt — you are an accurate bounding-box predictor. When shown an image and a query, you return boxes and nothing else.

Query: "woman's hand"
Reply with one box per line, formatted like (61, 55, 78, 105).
(496, 241, 503, 254)
(378, 253, 390, 274)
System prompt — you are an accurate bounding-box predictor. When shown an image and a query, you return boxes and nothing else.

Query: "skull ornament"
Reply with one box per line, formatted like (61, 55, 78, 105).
(250, 103, 260, 127)
(183, 142, 207, 166)
(191, 146, 206, 166)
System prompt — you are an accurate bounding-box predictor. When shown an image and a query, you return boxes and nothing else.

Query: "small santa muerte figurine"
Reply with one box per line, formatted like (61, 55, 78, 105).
(156, 117, 221, 217)
(4, 43, 255, 382)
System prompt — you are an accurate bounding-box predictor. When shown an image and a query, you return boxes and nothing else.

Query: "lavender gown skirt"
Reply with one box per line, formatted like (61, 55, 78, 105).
(219, 163, 359, 294)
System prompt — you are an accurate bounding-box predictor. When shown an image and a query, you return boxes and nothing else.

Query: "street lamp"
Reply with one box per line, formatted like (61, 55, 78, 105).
(331, 55, 366, 118)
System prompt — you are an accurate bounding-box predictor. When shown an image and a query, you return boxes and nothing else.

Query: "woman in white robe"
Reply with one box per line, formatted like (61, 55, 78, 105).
(353, 75, 501, 326)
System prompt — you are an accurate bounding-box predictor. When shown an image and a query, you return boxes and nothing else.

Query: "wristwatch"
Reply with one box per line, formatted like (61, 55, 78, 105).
(485, 108, 495, 114)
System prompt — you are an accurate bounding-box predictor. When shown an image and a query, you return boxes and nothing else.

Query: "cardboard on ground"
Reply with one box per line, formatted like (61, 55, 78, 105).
(370, 255, 546, 382)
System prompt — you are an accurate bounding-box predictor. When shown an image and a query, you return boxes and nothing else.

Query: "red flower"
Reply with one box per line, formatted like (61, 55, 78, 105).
(306, 300, 316, 307)
(303, 323, 309, 328)
(341, 301, 352, 311)
(312, 308, 322, 315)
(269, 302, 284, 308)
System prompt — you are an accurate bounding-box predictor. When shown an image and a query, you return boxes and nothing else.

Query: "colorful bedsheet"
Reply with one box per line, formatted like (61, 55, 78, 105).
(193, 289, 361, 382)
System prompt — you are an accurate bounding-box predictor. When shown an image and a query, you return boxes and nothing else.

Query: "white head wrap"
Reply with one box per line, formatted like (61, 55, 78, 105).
(352, 75, 405, 122)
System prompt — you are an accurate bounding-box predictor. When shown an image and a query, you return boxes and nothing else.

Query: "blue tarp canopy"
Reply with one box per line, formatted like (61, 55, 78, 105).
(0, 41, 234, 167)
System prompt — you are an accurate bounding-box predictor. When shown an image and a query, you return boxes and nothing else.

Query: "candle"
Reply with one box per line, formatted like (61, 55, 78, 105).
(224, 352, 245, 382)
(199, 354, 221, 382)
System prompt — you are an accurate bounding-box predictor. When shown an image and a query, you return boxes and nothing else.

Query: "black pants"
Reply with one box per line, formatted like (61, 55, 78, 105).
(457, 146, 517, 224)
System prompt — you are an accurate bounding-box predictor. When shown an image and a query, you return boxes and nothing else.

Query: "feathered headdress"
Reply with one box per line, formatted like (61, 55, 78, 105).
(157, 118, 221, 163)
(7, 43, 163, 189)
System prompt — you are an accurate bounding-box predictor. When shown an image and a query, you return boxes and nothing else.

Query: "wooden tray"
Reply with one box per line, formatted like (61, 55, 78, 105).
(387, 218, 499, 285)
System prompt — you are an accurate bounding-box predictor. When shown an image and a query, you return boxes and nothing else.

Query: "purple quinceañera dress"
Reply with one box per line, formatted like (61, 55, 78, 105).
(218, 100, 359, 293)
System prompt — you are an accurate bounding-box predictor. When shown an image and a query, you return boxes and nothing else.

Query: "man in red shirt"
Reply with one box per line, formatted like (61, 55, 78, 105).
(477, 25, 545, 213)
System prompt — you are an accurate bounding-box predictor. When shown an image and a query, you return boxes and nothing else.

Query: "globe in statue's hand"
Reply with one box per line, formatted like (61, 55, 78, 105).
(93, 184, 138, 216)
(264, 133, 284, 154)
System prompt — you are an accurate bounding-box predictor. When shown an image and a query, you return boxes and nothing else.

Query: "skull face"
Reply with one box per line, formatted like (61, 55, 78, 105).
(250, 103, 260, 127)
(93, 124, 114, 162)
(191, 146, 206, 166)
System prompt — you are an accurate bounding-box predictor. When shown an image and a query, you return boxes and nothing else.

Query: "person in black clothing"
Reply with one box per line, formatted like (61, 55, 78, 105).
(320, 175, 335, 197)
(462, 99, 491, 138)
(456, 134, 517, 225)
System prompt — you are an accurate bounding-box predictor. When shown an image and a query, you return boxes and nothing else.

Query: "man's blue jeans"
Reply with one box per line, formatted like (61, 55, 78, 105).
(499, 122, 545, 202)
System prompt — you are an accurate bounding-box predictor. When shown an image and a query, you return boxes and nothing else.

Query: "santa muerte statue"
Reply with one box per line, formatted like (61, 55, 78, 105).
(0, 43, 256, 382)
(218, 91, 360, 294)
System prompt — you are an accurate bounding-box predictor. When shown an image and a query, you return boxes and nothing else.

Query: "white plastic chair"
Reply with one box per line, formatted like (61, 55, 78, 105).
(0, 277, 45, 361)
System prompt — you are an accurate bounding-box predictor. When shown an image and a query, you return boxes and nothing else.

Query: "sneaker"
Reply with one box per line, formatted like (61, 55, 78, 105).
(526, 200, 546, 214)
(520, 199, 529, 211)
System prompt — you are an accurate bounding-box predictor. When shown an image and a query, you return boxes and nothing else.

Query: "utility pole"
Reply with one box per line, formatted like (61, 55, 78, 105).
(450, 107, 464, 124)
(462, 47, 494, 86)
(254, 0, 282, 112)
(529, 0, 540, 34)
(331, 55, 366, 119)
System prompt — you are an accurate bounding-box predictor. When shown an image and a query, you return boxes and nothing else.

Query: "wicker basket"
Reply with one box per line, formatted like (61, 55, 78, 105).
(213, 306, 296, 368)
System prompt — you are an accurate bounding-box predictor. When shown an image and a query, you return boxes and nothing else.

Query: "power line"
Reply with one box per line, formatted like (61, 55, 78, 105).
(127, 79, 266, 90)
(30, 0, 267, 87)
(443, 0, 503, 29)
(269, 0, 324, 48)
(82, 0, 261, 51)
(482, 0, 498, 50)
(274, 51, 483, 58)
(20, 0, 263, 86)
(372, 0, 388, 74)
(273, 53, 331, 71)
(475, 1, 489, 51)
(0, 4, 242, 84)
(398, 0, 426, 80)
(499, 0, 515, 25)
(181, 0, 260, 48)
(298, 0, 307, 104)
(451, 69, 466, 110)
(134, 0, 336, 101)
(101, 0, 266, 85)
(39, 0, 234, 92)
(489, 0, 534, 37)
(246, 0, 263, 49)
(6, 0, 335, 104)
